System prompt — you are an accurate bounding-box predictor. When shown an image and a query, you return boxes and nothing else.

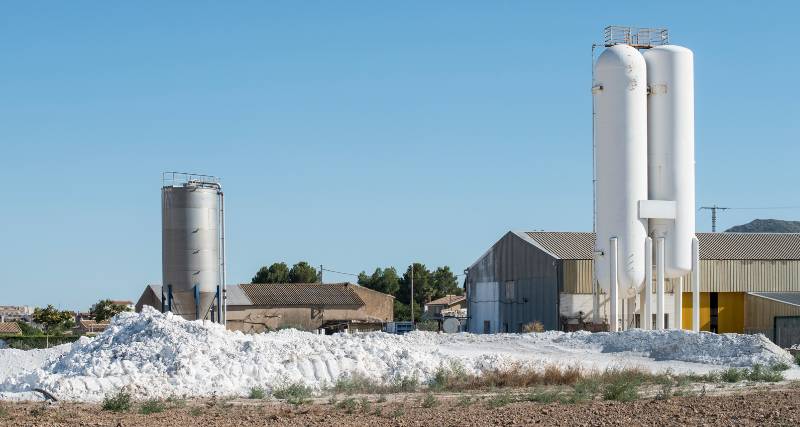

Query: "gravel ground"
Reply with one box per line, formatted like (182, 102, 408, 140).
(2, 385, 799, 426)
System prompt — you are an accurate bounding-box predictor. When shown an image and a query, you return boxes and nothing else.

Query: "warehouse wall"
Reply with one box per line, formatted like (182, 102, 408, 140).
(744, 294, 800, 341)
(467, 232, 559, 332)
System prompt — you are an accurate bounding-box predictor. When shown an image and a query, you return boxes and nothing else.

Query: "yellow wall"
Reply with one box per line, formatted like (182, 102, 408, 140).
(682, 292, 710, 331)
(717, 293, 744, 333)
(681, 292, 744, 333)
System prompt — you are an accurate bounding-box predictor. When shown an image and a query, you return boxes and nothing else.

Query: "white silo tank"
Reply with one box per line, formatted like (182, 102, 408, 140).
(593, 44, 649, 294)
(643, 45, 695, 278)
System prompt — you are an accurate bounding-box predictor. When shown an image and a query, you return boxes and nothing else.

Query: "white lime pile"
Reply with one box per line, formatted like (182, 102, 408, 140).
(0, 307, 793, 402)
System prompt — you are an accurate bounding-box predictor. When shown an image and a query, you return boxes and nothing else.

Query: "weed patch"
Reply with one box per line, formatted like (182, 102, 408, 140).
(273, 383, 312, 405)
(748, 364, 783, 382)
(486, 393, 514, 408)
(421, 393, 439, 408)
(336, 397, 358, 414)
(140, 399, 166, 414)
(248, 386, 267, 399)
(102, 391, 132, 412)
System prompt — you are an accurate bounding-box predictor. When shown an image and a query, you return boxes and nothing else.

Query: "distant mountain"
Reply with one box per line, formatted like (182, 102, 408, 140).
(725, 219, 800, 233)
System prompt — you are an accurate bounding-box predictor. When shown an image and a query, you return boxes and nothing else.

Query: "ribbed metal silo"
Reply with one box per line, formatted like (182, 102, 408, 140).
(161, 173, 225, 321)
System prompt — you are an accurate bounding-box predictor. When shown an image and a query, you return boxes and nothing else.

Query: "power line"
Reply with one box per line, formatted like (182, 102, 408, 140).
(699, 204, 800, 232)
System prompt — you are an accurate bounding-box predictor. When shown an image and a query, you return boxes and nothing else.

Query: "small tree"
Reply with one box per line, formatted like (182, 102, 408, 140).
(288, 261, 319, 283)
(252, 262, 290, 284)
(90, 299, 132, 322)
(32, 305, 75, 335)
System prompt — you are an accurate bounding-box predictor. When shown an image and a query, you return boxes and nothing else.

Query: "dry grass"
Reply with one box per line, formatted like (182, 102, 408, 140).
(429, 362, 582, 391)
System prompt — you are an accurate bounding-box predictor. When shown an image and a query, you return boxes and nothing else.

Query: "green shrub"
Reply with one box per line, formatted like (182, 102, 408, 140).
(273, 383, 312, 405)
(360, 397, 371, 413)
(794, 352, 800, 366)
(748, 364, 783, 382)
(248, 386, 266, 399)
(139, 399, 166, 414)
(569, 378, 600, 403)
(189, 407, 203, 417)
(602, 376, 640, 402)
(421, 393, 439, 408)
(336, 397, 358, 414)
(486, 393, 514, 408)
(720, 368, 746, 383)
(770, 362, 791, 372)
(102, 391, 132, 412)
(0, 405, 7, 419)
(390, 375, 419, 393)
(456, 395, 473, 407)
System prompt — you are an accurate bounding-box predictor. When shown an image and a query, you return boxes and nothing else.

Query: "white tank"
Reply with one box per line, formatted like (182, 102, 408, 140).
(643, 45, 695, 278)
(593, 44, 649, 294)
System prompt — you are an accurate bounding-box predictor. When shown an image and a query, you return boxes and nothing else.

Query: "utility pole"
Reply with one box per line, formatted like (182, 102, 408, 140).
(699, 205, 730, 232)
(410, 264, 414, 326)
(319, 265, 323, 283)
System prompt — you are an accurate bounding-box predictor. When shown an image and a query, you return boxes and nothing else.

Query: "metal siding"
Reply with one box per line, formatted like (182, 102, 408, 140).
(562, 260, 594, 294)
(744, 293, 800, 341)
(467, 232, 559, 332)
(566, 259, 800, 293)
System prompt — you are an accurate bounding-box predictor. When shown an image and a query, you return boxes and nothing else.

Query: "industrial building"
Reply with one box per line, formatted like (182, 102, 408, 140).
(137, 282, 394, 333)
(465, 231, 800, 345)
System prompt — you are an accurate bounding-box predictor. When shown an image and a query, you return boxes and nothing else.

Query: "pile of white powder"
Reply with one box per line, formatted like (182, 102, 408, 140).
(0, 307, 793, 402)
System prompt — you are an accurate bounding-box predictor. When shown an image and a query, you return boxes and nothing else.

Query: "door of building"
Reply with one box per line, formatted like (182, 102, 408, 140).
(774, 316, 800, 348)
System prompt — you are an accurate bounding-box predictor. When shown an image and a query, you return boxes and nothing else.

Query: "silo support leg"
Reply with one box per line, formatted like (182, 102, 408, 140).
(644, 237, 653, 330)
(609, 237, 619, 332)
(692, 237, 701, 332)
(674, 277, 683, 330)
(194, 285, 200, 321)
(656, 238, 665, 330)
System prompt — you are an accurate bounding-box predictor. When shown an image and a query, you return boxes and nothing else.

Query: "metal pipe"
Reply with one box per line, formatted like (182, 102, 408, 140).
(644, 237, 652, 330)
(674, 277, 683, 329)
(220, 190, 227, 326)
(656, 237, 665, 330)
(609, 237, 618, 332)
(194, 285, 200, 321)
(692, 237, 701, 332)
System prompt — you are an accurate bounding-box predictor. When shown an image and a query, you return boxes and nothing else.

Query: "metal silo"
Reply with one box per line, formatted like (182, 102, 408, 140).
(161, 172, 226, 322)
(592, 44, 649, 296)
(644, 45, 695, 278)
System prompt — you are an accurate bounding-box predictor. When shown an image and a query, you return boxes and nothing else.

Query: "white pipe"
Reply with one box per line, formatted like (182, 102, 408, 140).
(692, 237, 700, 332)
(220, 190, 227, 327)
(656, 237, 665, 330)
(609, 237, 619, 332)
(644, 237, 653, 330)
(674, 277, 683, 329)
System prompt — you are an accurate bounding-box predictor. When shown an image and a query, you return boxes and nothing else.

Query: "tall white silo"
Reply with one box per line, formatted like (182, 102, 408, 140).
(593, 44, 649, 295)
(162, 173, 225, 321)
(643, 45, 696, 278)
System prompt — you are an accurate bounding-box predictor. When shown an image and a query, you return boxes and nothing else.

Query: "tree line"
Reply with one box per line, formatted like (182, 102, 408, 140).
(252, 261, 464, 321)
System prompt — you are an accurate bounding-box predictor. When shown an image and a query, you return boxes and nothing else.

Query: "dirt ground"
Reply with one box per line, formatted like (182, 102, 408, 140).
(2, 385, 799, 426)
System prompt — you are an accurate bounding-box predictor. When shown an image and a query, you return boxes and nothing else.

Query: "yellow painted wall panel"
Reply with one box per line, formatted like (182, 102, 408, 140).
(717, 292, 744, 333)
(682, 292, 711, 331)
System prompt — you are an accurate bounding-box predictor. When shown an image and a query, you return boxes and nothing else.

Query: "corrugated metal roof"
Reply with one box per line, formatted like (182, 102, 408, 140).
(523, 232, 595, 259)
(520, 232, 800, 261)
(239, 283, 365, 307)
(749, 292, 800, 307)
(426, 295, 466, 306)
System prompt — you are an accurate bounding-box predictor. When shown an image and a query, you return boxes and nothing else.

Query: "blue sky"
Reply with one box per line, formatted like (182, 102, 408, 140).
(2, 1, 798, 309)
